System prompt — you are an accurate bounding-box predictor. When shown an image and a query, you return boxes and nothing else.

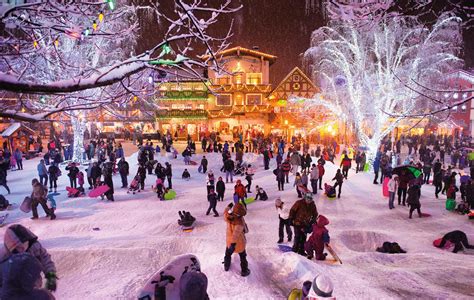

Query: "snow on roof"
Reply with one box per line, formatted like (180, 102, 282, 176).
(1, 122, 35, 137)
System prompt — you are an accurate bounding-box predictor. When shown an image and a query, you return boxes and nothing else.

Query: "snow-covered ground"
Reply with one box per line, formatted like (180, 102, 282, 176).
(1, 147, 473, 299)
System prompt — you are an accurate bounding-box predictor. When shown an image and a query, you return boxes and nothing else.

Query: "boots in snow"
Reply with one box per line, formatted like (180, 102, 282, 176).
(239, 251, 250, 277)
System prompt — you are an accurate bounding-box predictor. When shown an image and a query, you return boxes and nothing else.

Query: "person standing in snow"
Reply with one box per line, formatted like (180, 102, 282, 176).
(245, 166, 253, 193)
(117, 157, 129, 188)
(164, 162, 173, 189)
(373, 152, 381, 184)
(332, 169, 344, 198)
(206, 189, 219, 217)
(13, 148, 23, 170)
(30, 178, 56, 220)
(290, 151, 301, 174)
(37, 159, 48, 187)
(234, 180, 247, 204)
(223, 202, 250, 277)
(407, 184, 422, 218)
(216, 177, 225, 201)
(293, 172, 304, 198)
(224, 158, 235, 183)
(317, 160, 325, 190)
(289, 193, 318, 255)
(103, 163, 114, 201)
(275, 165, 286, 191)
(310, 164, 319, 194)
(0, 224, 58, 294)
(387, 175, 398, 209)
(397, 170, 410, 206)
(65, 162, 79, 188)
(200, 155, 208, 174)
(281, 158, 291, 183)
(275, 198, 292, 243)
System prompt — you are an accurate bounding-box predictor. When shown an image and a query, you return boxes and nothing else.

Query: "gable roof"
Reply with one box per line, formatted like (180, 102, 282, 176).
(270, 67, 319, 100)
(204, 47, 277, 65)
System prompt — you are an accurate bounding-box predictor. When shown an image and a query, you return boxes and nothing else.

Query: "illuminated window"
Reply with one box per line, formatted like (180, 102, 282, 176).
(246, 73, 262, 85)
(246, 94, 262, 105)
(235, 74, 242, 84)
(216, 94, 232, 106)
(216, 76, 230, 85)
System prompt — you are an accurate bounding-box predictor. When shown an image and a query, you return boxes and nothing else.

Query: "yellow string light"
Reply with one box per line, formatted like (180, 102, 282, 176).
(54, 39, 59, 47)
(92, 20, 98, 31)
(98, 12, 104, 22)
(33, 40, 38, 48)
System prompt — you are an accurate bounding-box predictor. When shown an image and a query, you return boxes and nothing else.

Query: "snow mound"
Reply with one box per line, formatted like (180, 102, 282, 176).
(340, 230, 390, 252)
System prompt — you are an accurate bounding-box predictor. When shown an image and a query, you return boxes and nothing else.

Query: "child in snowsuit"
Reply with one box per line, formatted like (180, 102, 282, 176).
(254, 185, 268, 201)
(245, 166, 253, 193)
(154, 178, 164, 200)
(305, 215, 330, 260)
(436, 230, 474, 253)
(182, 169, 191, 180)
(0, 224, 57, 292)
(206, 189, 219, 217)
(275, 198, 292, 243)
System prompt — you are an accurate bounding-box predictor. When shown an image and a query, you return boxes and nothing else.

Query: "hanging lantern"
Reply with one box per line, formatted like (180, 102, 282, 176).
(107, 0, 115, 10)
(92, 20, 98, 31)
(54, 39, 59, 47)
(98, 12, 104, 22)
(33, 40, 38, 48)
(84, 28, 90, 37)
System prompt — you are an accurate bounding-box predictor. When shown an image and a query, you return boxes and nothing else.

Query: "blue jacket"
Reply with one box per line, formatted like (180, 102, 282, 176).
(13, 150, 22, 161)
(37, 163, 48, 176)
(373, 152, 381, 172)
(116, 148, 124, 158)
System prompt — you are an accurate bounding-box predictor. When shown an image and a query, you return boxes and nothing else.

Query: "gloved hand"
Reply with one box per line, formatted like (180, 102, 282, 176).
(45, 272, 57, 291)
(228, 243, 236, 254)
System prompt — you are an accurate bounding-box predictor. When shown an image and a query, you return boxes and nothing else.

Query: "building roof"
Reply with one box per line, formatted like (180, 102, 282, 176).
(1, 122, 35, 137)
(204, 47, 277, 65)
(446, 70, 474, 84)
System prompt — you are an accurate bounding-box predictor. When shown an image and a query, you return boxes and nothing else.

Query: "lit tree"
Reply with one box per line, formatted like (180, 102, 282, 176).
(292, 13, 463, 161)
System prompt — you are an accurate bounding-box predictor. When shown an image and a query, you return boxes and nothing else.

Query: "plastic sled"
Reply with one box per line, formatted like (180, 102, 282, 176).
(420, 212, 431, 217)
(189, 160, 198, 165)
(164, 189, 177, 200)
(137, 254, 201, 300)
(287, 288, 303, 300)
(89, 185, 110, 198)
(325, 243, 342, 264)
(382, 177, 390, 197)
(278, 244, 293, 253)
(244, 197, 255, 205)
(20, 197, 32, 213)
(433, 238, 453, 249)
(181, 225, 195, 232)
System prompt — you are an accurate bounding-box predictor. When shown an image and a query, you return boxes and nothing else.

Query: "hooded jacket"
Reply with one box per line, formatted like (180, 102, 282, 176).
(306, 215, 330, 257)
(1, 253, 55, 300)
(0, 225, 56, 290)
(224, 203, 247, 253)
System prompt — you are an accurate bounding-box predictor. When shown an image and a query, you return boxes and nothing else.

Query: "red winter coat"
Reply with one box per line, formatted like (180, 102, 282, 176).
(318, 164, 325, 177)
(234, 182, 246, 198)
(305, 215, 329, 260)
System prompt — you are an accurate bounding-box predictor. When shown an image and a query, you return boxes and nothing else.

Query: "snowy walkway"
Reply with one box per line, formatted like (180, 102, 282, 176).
(0, 149, 472, 299)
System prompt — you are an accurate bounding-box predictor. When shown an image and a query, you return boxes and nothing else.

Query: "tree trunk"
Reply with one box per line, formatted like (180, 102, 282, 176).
(71, 115, 86, 163)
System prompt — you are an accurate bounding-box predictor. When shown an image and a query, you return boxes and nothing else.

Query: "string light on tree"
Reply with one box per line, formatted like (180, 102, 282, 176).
(98, 12, 104, 22)
(92, 20, 98, 31)
(107, 0, 115, 10)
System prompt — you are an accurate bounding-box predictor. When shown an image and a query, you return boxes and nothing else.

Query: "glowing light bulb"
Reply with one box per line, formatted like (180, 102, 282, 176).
(33, 40, 38, 48)
(92, 21, 98, 31)
(463, 93, 468, 98)
(148, 76, 153, 84)
(461, 105, 466, 110)
(84, 28, 90, 37)
(444, 93, 449, 98)
(54, 39, 59, 47)
(98, 12, 104, 22)
(453, 92, 459, 99)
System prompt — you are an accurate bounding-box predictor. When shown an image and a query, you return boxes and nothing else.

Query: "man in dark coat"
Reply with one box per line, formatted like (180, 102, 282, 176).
(164, 162, 173, 189)
(201, 156, 208, 173)
(436, 230, 474, 253)
(117, 157, 129, 188)
(263, 149, 270, 170)
(289, 193, 318, 255)
(397, 170, 410, 206)
(103, 162, 114, 201)
(216, 177, 225, 201)
(224, 158, 235, 183)
(90, 162, 102, 188)
(206, 189, 219, 217)
(407, 184, 422, 218)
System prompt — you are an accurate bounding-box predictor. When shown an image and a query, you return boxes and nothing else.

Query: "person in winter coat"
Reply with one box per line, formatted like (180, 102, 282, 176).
(290, 151, 301, 174)
(77, 171, 85, 191)
(13, 148, 23, 170)
(0, 158, 10, 195)
(0, 224, 58, 294)
(340, 156, 351, 179)
(103, 166, 114, 202)
(281, 159, 291, 183)
(254, 185, 268, 201)
(117, 157, 129, 188)
(263, 149, 271, 170)
(397, 170, 410, 206)
(305, 215, 330, 260)
(1, 252, 55, 299)
(289, 193, 318, 255)
(90, 162, 102, 188)
(47, 163, 59, 193)
(164, 162, 173, 189)
(388, 174, 398, 209)
(293, 172, 304, 198)
(216, 177, 225, 201)
(234, 180, 247, 203)
(200, 156, 208, 174)
(407, 184, 422, 218)
(317, 161, 325, 190)
(301, 170, 309, 188)
(223, 202, 250, 277)
(422, 162, 432, 184)
(466, 180, 474, 209)
(310, 164, 319, 194)
(275, 166, 285, 191)
(245, 167, 254, 193)
(433, 168, 443, 198)
(435, 230, 474, 253)
(137, 163, 147, 191)
(332, 169, 344, 198)
(206, 189, 219, 217)
(37, 159, 48, 187)
(224, 158, 235, 183)
(275, 198, 292, 243)
(276, 153, 283, 168)
(31, 179, 56, 220)
(373, 152, 381, 184)
(65, 162, 79, 188)
(182, 169, 191, 180)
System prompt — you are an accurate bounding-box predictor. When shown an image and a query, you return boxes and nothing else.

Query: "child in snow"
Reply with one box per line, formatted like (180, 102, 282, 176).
(0, 224, 58, 292)
(154, 178, 164, 200)
(305, 215, 330, 260)
(275, 198, 292, 243)
(178, 211, 196, 227)
(388, 174, 398, 209)
(254, 185, 268, 201)
(182, 169, 191, 180)
(245, 166, 253, 193)
(293, 172, 303, 198)
(293, 274, 335, 300)
(407, 184, 422, 219)
(206, 189, 219, 217)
